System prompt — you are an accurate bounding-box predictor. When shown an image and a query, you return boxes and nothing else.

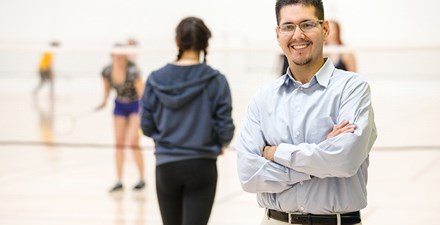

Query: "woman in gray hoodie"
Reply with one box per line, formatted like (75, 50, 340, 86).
(140, 17, 235, 225)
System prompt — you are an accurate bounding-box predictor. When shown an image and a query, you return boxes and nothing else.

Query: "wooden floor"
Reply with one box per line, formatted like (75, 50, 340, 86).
(0, 71, 439, 225)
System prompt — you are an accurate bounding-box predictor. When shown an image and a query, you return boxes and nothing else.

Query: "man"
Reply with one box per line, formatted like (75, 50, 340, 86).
(235, 0, 377, 225)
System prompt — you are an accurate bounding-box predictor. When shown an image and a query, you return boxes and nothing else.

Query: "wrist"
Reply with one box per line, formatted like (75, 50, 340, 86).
(269, 146, 276, 161)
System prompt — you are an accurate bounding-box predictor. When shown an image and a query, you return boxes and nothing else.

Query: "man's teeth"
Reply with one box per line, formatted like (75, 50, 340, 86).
(292, 44, 308, 49)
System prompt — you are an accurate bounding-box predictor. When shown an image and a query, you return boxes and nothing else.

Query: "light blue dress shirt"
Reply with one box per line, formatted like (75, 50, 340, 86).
(236, 59, 377, 214)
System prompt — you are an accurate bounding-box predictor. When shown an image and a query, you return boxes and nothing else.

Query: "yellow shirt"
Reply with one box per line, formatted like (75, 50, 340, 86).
(39, 52, 53, 70)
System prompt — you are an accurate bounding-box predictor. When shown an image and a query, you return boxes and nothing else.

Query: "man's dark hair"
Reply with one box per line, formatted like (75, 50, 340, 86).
(275, 0, 325, 25)
(175, 16, 212, 63)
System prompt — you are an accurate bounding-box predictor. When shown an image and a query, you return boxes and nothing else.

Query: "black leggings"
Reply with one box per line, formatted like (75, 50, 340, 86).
(156, 158, 218, 225)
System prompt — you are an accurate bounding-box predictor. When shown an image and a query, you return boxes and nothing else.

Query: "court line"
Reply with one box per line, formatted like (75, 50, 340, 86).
(1, 141, 440, 152)
(372, 146, 440, 151)
(0, 140, 154, 150)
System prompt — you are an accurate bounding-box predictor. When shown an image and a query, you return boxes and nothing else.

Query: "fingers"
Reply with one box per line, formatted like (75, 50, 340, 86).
(337, 124, 356, 134)
(262, 145, 276, 161)
(334, 120, 349, 130)
(327, 120, 356, 139)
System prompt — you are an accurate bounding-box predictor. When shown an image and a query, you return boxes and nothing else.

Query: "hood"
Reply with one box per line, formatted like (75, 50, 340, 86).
(148, 63, 220, 109)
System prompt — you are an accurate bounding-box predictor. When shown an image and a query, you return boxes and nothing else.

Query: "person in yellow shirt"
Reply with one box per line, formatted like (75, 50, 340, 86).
(34, 41, 60, 99)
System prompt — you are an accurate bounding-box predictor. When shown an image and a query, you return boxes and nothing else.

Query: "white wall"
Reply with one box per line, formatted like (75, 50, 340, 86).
(324, 0, 440, 47)
(2, 0, 440, 49)
(1, 0, 440, 79)
(0, 0, 275, 48)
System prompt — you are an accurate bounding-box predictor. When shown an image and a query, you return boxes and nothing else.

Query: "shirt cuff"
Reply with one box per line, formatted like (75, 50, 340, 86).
(274, 143, 312, 184)
(274, 143, 294, 168)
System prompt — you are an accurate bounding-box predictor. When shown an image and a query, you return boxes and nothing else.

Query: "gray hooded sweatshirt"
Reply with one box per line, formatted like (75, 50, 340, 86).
(141, 63, 234, 166)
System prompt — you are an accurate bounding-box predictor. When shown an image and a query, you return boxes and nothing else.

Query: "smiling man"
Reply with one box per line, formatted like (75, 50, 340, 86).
(235, 1, 377, 225)
(277, 0, 326, 82)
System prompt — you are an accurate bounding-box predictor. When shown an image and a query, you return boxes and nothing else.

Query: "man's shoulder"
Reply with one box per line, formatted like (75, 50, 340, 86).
(248, 75, 286, 106)
(258, 75, 286, 93)
(333, 69, 368, 85)
(330, 70, 372, 96)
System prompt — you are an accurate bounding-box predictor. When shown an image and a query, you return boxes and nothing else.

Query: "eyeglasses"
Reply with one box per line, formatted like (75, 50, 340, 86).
(278, 20, 324, 35)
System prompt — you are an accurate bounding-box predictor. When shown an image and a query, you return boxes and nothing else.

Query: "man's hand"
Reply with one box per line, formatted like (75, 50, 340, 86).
(327, 120, 356, 139)
(263, 145, 277, 161)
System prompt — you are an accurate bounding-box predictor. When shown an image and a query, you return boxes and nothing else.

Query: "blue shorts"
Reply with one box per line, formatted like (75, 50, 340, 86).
(113, 99, 139, 117)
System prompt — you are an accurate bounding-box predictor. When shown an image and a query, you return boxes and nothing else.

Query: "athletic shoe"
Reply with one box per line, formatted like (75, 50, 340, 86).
(133, 180, 145, 190)
(109, 182, 123, 192)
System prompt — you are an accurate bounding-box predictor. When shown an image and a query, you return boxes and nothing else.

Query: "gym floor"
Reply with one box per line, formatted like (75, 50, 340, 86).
(0, 68, 439, 225)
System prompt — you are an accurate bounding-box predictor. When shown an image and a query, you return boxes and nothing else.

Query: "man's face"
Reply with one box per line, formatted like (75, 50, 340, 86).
(276, 4, 328, 68)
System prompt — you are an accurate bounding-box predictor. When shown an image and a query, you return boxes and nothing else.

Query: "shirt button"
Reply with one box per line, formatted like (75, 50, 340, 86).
(295, 131, 300, 136)
(300, 181, 303, 185)
(296, 107, 301, 112)
(300, 207, 304, 211)
(300, 87, 304, 91)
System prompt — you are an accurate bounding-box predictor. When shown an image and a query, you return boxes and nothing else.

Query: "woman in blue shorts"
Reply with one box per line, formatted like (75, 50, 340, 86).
(98, 44, 145, 192)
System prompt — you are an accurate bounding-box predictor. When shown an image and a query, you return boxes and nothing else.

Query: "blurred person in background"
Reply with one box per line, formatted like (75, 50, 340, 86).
(325, 19, 357, 72)
(34, 41, 60, 100)
(98, 43, 146, 193)
(140, 16, 235, 225)
(127, 38, 139, 63)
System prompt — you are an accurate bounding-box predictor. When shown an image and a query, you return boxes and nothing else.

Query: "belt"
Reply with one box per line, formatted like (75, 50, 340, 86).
(267, 209, 361, 225)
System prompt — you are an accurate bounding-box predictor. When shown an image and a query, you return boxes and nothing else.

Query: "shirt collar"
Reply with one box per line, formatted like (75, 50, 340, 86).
(315, 58, 334, 88)
(281, 58, 335, 90)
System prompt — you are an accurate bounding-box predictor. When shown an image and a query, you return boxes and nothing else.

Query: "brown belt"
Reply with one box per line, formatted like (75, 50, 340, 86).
(267, 209, 361, 225)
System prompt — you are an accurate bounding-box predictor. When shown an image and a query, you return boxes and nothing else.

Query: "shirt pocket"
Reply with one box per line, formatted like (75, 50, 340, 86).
(307, 116, 335, 143)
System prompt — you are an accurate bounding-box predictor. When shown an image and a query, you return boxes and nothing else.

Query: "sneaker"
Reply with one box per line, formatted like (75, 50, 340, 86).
(109, 182, 123, 192)
(133, 180, 146, 190)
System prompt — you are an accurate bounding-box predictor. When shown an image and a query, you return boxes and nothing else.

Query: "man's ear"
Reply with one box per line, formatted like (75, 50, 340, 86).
(322, 20, 330, 41)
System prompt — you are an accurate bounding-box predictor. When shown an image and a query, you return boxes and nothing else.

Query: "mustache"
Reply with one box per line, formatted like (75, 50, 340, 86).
(288, 39, 312, 45)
